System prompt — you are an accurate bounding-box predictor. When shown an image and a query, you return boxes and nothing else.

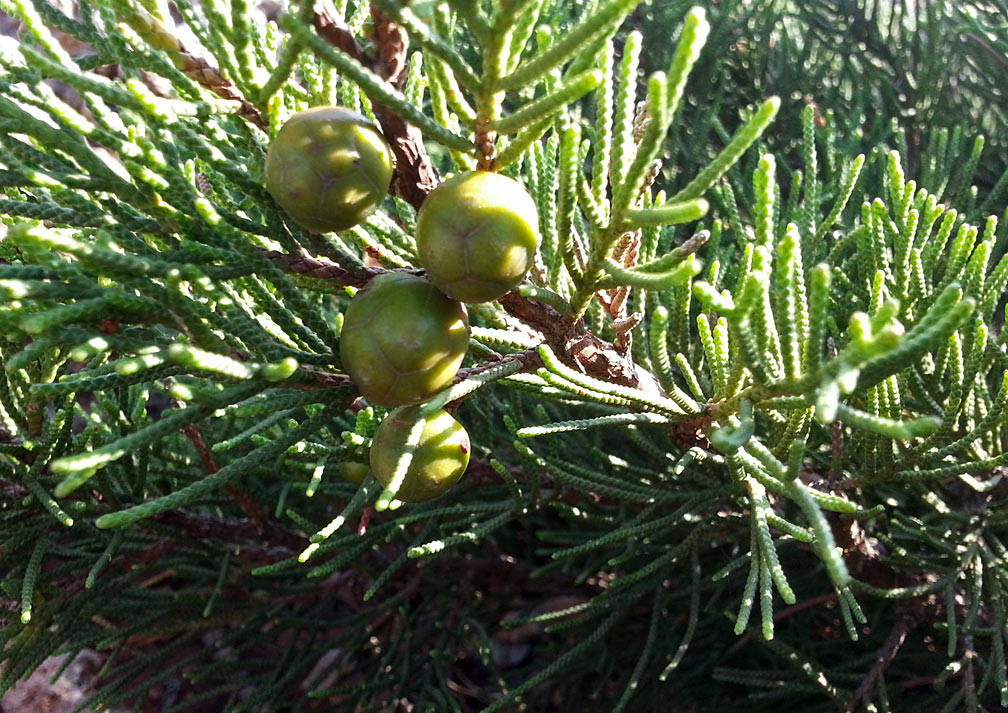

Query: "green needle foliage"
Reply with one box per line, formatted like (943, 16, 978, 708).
(1, 1, 1008, 711)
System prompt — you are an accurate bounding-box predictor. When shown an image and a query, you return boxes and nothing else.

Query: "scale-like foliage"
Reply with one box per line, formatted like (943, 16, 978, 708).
(0, 1, 1007, 712)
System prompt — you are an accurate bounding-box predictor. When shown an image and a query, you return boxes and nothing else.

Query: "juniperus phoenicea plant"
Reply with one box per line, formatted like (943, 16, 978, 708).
(2, 0, 1008, 711)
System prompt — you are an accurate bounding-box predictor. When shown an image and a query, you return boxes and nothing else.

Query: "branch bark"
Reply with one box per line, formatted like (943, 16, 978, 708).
(263, 249, 380, 287)
(311, 2, 440, 210)
(845, 615, 915, 713)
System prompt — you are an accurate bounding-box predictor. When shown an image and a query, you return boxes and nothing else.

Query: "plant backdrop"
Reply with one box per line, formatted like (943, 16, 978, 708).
(2, 1, 1008, 712)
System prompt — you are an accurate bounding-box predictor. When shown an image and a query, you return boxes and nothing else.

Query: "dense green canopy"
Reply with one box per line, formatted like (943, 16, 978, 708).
(0, 1, 1007, 711)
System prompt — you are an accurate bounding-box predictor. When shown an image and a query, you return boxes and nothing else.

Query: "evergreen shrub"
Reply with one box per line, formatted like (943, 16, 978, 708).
(1, 1, 1008, 711)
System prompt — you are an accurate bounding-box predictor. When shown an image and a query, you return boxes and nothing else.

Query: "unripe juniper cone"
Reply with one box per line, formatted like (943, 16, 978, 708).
(340, 272, 470, 407)
(339, 461, 370, 486)
(265, 106, 394, 232)
(415, 171, 541, 303)
(370, 406, 470, 503)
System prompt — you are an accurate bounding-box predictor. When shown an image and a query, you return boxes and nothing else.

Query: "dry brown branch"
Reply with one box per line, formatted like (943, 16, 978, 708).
(263, 249, 380, 287)
(179, 56, 268, 131)
(845, 615, 916, 713)
(311, 2, 440, 210)
(125, 3, 268, 131)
